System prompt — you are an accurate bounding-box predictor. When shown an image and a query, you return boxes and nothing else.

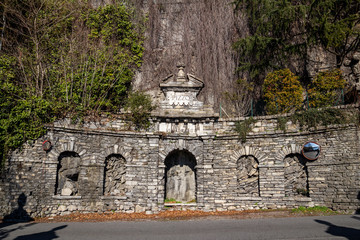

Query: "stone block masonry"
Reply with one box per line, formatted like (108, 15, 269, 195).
(0, 110, 359, 218)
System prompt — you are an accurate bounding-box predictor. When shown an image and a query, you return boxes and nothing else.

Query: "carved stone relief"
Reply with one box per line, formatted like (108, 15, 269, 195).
(56, 152, 81, 196)
(104, 155, 126, 196)
(237, 155, 259, 196)
(284, 154, 309, 197)
(165, 150, 196, 202)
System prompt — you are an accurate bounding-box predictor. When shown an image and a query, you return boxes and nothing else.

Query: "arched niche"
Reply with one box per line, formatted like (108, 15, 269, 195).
(164, 149, 197, 203)
(55, 151, 81, 196)
(284, 154, 309, 197)
(237, 155, 260, 196)
(103, 154, 126, 196)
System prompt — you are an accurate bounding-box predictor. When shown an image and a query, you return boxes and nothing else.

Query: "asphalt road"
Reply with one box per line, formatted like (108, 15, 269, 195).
(1, 215, 359, 240)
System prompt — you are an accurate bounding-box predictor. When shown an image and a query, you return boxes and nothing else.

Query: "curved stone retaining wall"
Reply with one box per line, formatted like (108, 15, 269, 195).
(1, 109, 360, 218)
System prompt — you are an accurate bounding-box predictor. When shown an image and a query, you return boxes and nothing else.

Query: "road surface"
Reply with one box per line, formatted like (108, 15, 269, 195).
(1, 215, 359, 240)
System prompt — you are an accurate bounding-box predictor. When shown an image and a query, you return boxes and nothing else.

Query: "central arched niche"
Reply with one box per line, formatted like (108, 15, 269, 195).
(164, 149, 197, 203)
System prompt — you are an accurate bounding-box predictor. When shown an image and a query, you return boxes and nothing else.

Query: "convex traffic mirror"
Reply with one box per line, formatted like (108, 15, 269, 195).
(302, 141, 321, 160)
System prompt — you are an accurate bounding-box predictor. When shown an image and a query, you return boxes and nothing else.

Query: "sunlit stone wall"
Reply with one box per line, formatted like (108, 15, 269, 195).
(0, 108, 359, 218)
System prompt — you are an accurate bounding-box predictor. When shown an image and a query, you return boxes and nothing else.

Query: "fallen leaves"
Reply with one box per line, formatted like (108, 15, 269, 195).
(32, 209, 307, 223)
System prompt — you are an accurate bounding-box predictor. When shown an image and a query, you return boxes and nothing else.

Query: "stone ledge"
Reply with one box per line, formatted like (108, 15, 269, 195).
(164, 203, 197, 206)
(100, 196, 127, 200)
(259, 165, 285, 168)
(52, 195, 82, 200)
(235, 197, 262, 201)
(283, 197, 313, 202)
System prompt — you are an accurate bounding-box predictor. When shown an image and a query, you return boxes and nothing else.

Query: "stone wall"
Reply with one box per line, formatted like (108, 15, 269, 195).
(1, 108, 360, 219)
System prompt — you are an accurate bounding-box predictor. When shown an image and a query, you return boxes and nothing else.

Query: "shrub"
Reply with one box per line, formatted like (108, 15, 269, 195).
(263, 69, 304, 114)
(235, 117, 256, 143)
(124, 91, 155, 130)
(307, 69, 346, 108)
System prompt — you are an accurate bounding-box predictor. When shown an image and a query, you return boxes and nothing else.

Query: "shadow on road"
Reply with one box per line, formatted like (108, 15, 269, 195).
(0, 223, 37, 239)
(315, 219, 360, 240)
(13, 225, 67, 240)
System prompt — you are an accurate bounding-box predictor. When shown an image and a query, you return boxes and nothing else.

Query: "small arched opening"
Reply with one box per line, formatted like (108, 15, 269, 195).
(103, 154, 126, 196)
(237, 155, 260, 196)
(284, 153, 309, 197)
(55, 151, 81, 196)
(164, 149, 197, 203)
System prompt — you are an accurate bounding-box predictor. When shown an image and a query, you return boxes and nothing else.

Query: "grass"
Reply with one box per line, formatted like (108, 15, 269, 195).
(291, 206, 338, 215)
(164, 198, 182, 204)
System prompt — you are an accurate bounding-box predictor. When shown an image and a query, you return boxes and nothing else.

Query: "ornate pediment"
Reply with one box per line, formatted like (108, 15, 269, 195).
(159, 65, 204, 90)
(154, 65, 217, 118)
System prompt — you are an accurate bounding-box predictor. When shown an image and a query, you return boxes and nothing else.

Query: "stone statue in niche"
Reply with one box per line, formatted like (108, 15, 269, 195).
(237, 156, 259, 196)
(165, 151, 196, 202)
(104, 155, 126, 196)
(56, 153, 81, 196)
(284, 154, 309, 197)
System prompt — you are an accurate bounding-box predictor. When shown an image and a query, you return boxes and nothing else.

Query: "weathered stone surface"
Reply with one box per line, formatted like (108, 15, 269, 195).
(284, 154, 309, 197)
(61, 187, 73, 196)
(104, 155, 126, 196)
(165, 150, 196, 202)
(0, 104, 359, 219)
(56, 152, 81, 196)
(237, 156, 259, 196)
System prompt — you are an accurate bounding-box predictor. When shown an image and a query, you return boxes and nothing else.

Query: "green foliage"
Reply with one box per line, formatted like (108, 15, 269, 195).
(263, 69, 304, 114)
(290, 108, 353, 131)
(0, 55, 54, 166)
(235, 117, 256, 143)
(0, 1, 145, 167)
(124, 91, 155, 130)
(164, 198, 182, 203)
(276, 116, 288, 132)
(233, 0, 360, 79)
(291, 206, 338, 214)
(49, 2, 145, 113)
(308, 69, 346, 108)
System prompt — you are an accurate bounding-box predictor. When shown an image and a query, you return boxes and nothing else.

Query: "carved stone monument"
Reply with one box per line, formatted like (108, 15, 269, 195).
(165, 150, 196, 202)
(155, 64, 217, 118)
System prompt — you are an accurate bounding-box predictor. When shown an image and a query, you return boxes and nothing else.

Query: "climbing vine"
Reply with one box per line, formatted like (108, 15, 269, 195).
(277, 108, 357, 133)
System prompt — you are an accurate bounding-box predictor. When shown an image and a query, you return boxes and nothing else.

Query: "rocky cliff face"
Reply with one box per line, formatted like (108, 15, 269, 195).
(130, 0, 245, 112)
(92, 0, 360, 115)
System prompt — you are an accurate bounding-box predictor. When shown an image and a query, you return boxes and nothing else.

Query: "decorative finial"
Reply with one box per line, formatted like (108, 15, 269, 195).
(176, 64, 186, 82)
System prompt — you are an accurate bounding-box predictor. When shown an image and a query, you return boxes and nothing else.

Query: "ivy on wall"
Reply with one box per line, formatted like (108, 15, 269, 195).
(277, 108, 357, 132)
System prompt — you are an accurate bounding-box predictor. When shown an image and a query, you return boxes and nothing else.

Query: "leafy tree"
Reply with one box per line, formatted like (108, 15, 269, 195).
(263, 69, 304, 114)
(308, 69, 346, 108)
(233, 0, 360, 79)
(0, 0, 146, 166)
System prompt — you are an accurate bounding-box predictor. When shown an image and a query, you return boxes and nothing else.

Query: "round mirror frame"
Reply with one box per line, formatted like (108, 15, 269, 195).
(302, 141, 321, 160)
(42, 140, 52, 151)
